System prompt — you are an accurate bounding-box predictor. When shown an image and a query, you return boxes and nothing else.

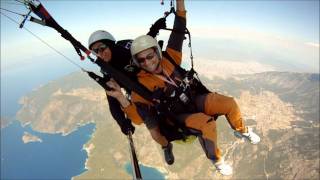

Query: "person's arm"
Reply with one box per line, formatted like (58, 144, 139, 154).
(105, 79, 145, 125)
(106, 95, 135, 135)
(166, 0, 186, 65)
(176, 0, 185, 11)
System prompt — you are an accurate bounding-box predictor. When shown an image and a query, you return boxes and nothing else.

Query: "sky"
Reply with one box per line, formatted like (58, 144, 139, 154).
(1, 0, 319, 73)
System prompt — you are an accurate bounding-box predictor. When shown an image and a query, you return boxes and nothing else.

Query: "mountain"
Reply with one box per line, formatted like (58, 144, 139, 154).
(16, 71, 319, 179)
(16, 72, 108, 136)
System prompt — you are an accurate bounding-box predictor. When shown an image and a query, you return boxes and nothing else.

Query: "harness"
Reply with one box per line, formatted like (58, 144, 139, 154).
(162, 51, 210, 95)
(149, 51, 211, 142)
(145, 2, 217, 141)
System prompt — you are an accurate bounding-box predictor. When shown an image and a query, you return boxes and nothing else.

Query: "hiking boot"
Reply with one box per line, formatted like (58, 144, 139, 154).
(213, 159, 233, 176)
(234, 127, 261, 144)
(162, 142, 174, 165)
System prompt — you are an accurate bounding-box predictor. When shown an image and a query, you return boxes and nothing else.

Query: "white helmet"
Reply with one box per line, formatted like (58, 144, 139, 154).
(131, 35, 162, 66)
(88, 30, 116, 49)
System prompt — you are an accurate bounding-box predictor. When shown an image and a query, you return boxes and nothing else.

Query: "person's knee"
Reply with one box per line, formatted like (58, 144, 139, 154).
(149, 127, 162, 141)
(224, 96, 238, 111)
(203, 122, 216, 132)
(200, 120, 216, 138)
(229, 96, 237, 105)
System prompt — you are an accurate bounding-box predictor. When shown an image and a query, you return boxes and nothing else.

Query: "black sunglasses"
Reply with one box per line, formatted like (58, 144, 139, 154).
(136, 50, 156, 64)
(92, 44, 109, 54)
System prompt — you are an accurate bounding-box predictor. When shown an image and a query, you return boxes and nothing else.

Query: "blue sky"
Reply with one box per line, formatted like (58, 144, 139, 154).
(1, 0, 319, 73)
(190, 1, 319, 42)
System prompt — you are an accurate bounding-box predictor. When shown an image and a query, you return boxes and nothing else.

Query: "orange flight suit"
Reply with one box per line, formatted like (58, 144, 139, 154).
(124, 10, 246, 162)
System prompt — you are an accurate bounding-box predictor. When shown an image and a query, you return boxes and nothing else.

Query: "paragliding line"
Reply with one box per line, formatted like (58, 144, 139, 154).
(1, 11, 86, 71)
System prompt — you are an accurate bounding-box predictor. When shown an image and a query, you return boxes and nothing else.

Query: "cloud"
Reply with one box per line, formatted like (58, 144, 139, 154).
(304, 42, 320, 48)
(182, 57, 276, 79)
(187, 27, 319, 73)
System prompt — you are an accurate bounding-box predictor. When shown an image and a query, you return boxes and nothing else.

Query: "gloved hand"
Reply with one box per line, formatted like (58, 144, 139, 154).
(120, 122, 135, 135)
(153, 17, 167, 30)
(147, 17, 167, 37)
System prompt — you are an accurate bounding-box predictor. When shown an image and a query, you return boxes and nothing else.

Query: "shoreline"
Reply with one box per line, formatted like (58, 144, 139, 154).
(125, 162, 169, 179)
(82, 143, 95, 170)
(71, 123, 97, 180)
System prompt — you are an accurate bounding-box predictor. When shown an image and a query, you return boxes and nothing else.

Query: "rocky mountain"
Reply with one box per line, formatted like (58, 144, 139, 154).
(16, 71, 319, 179)
(16, 72, 108, 135)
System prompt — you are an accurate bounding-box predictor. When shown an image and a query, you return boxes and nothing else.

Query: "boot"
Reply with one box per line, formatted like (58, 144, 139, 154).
(162, 142, 174, 165)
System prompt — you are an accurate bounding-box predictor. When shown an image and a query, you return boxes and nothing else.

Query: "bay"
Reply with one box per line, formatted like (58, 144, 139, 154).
(1, 120, 95, 180)
(125, 162, 165, 180)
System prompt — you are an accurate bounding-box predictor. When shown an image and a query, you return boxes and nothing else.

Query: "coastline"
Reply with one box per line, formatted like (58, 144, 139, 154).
(22, 131, 43, 144)
(82, 143, 95, 171)
(71, 123, 97, 180)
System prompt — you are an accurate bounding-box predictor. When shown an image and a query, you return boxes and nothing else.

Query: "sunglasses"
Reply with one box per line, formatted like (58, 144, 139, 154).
(92, 44, 109, 54)
(136, 51, 156, 64)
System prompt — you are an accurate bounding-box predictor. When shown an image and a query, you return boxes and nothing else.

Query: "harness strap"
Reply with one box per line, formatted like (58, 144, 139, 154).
(162, 51, 188, 75)
(95, 58, 155, 102)
(154, 69, 178, 87)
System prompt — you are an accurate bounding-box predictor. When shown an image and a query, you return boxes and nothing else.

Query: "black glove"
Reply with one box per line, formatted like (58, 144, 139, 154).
(147, 18, 167, 37)
(120, 121, 135, 135)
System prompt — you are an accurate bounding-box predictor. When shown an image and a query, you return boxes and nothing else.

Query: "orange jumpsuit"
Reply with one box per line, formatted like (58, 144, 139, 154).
(124, 10, 246, 162)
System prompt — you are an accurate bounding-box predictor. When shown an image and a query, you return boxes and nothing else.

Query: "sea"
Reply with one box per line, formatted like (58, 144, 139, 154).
(1, 56, 165, 179)
(1, 121, 95, 179)
(125, 162, 165, 180)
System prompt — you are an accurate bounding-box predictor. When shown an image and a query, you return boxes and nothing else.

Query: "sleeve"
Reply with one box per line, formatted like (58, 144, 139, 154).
(123, 92, 152, 125)
(106, 95, 132, 127)
(166, 10, 186, 53)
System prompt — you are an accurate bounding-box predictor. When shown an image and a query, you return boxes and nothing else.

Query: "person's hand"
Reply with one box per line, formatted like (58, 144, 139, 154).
(105, 78, 123, 99)
(120, 122, 135, 135)
(153, 17, 167, 30)
(106, 78, 131, 108)
(147, 18, 167, 37)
